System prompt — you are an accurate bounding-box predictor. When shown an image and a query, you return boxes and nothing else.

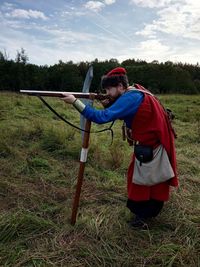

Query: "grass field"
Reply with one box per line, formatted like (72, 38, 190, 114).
(0, 92, 199, 267)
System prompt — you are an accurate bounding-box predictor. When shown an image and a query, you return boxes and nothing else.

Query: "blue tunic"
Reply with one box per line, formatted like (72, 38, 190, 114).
(82, 90, 144, 128)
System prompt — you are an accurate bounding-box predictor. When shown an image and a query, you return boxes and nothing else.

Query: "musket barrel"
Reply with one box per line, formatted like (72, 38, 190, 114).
(20, 90, 94, 98)
(20, 90, 109, 100)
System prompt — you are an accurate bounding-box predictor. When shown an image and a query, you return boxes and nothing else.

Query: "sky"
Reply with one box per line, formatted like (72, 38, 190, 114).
(0, 0, 200, 66)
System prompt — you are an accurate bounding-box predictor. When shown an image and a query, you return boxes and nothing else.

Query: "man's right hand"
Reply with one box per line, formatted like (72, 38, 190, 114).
(101, 98, 111, 108)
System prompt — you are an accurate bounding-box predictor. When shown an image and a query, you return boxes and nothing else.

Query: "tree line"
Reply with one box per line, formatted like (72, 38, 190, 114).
(0, 48, 200, 94)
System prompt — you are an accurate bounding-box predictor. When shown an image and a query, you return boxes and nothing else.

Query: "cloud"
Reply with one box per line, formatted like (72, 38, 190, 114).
(129, 0, 174, 8)
(0, 0, 198, 65)
(1, 2, 15, 11)
(135, 24, 157, 37)
(133, 0, 200, 40)
(43, 28, 95, 44)
(84, 0, 116, 12)
(61, 10, 86, 17)
(84, 1, 105, 12)
(5, 8, 48, 20)
(137, 39, 169, 57)
(104, 0, 116, 4)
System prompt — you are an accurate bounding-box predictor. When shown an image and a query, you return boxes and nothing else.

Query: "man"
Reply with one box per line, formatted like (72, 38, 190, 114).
(62, 67, 178, 228)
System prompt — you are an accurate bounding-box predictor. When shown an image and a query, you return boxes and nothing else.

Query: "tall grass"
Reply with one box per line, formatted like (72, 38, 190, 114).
(0, 92, 199, 266)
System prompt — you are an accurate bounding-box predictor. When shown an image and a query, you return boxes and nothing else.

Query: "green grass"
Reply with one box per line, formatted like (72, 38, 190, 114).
(0, 92, 199, 266)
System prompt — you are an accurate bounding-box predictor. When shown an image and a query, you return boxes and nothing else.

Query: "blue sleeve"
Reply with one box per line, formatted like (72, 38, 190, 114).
(81, 91, 144, 124)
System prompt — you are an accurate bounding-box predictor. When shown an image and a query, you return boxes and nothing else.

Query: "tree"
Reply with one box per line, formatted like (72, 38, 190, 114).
(15, 48, 29, 64)
(0, 50, 9, 62)
(0, 49, 199, 94)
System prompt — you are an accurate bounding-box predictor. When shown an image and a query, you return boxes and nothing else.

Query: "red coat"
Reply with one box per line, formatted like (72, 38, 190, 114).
(127, 91, 178, 201)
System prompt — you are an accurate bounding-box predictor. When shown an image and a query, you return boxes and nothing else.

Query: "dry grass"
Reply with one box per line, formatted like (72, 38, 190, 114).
(0, 92, 199, 266)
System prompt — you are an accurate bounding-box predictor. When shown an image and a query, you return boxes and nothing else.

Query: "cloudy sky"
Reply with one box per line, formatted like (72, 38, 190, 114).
(0, 0, 199, 66)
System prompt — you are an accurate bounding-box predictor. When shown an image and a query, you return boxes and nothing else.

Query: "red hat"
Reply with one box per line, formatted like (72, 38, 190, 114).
(106, 67, 127, 77)
(101, 67, 128, 89)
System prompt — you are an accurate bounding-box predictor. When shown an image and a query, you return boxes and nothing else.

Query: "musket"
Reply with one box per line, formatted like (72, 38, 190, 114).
(20, 90, 110, 101)
(21, 67, 97, 225)
(20, 68, 111, 226)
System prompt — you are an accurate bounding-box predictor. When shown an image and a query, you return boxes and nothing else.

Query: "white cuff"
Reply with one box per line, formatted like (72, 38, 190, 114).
(72, 99, 85, 112)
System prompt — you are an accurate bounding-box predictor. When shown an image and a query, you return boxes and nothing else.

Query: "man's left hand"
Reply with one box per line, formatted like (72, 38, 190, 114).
(61, 94, 76, 104)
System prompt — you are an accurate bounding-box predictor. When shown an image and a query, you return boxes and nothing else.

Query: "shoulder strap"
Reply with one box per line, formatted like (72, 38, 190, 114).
(131, 83, 154, 96)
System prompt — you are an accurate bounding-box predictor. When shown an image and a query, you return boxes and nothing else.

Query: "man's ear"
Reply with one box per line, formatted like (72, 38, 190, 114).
(118, 83, 124, 92)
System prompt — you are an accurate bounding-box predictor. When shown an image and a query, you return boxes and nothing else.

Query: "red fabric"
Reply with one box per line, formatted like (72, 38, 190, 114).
(127, 90, 178, 202)
(134, 83, 147, 91)
(106, 67, 127, 77)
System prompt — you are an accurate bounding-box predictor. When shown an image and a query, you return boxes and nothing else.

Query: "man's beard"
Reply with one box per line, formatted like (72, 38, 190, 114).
(104, 93, 121, 108)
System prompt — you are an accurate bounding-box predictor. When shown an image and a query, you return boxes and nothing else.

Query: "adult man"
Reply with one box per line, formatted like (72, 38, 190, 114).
(62, 67, 178, 228)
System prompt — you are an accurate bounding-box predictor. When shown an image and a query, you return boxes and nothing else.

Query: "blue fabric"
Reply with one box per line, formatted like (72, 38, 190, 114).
(82, 90, 144, 128)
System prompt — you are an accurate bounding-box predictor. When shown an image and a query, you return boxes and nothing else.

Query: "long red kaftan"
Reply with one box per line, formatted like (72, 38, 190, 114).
(127, 92, 178, 201)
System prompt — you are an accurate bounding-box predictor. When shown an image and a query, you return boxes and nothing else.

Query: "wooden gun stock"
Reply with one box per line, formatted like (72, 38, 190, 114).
(20, 90, 109, 101)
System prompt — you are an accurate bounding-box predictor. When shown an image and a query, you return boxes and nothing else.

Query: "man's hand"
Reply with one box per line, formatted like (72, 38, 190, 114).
(61, 94, 76, 104)
(61, 94, 86, 112)
(100, 98, 111, 108)
(100, 97, 117, 108)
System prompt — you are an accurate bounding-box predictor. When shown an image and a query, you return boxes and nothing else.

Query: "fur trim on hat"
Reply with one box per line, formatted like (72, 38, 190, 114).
(101, 67, 128, 89)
